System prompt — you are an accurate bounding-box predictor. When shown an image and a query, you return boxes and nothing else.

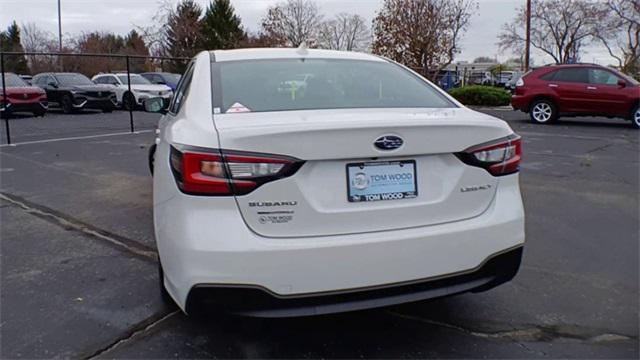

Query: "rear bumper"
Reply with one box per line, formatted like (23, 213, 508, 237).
(155, 172, 525, 315)
(187, 246, 523, 317)
(511, 95, 529, 112)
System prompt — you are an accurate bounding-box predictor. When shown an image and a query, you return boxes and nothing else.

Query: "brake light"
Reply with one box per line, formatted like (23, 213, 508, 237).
(169, 146, 304, 195)
(455, 135, 522, 176)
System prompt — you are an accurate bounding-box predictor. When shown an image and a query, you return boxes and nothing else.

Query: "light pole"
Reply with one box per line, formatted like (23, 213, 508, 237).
(57, 0, 63, 70)
(57, 0, 62, 52)
(524, 0, 531, 72)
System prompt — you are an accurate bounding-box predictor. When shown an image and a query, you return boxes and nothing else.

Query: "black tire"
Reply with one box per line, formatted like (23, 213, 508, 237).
(34, 110, 46, 117)
(123, 92, 136, 111)
(102, 107, 113, 113)
(529, 99, 558, 124)
(61, 95, 74, 114)
(631, 104, 640, 129)
(148, 143, 157, 175)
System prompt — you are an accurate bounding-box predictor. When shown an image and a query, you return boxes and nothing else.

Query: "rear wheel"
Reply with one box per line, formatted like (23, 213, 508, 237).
(632, 105, 640, 129)
(529, 99, 557, 124)
(61, 95, 74, 114)
(123, 92, 136, 111)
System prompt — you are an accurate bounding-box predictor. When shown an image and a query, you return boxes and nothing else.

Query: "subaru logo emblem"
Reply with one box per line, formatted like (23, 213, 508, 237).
(374, 135, 403, 150)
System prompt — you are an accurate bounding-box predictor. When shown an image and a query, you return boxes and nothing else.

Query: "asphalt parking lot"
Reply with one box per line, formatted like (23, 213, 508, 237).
(1, 109, 638, 358)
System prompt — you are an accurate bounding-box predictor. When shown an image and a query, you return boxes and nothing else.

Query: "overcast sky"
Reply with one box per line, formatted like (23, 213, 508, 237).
(1, 0, 613, 65)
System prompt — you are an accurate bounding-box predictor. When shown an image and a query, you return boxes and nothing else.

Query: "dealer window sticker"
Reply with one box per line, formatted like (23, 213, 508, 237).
(226, 102, 251, 113)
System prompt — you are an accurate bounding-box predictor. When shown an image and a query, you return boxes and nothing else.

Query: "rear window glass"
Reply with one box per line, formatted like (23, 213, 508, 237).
(214, 59, 455, 114)
(539, 71, 556, 81)
(552, 68, 588, 83)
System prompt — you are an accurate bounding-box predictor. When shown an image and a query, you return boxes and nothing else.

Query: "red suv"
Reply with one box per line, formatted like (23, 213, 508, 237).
(511, 64, 640, 129)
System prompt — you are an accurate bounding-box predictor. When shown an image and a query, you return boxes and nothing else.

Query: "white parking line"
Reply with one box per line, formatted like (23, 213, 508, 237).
(0, 130, 154, 147)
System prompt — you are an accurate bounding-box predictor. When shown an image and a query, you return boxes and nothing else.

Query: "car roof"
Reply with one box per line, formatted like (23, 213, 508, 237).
(33, 72, 80, 78)
(107, 73, 142, 76)
(43, 72, 83, 75)
(543, 63, 604, 69)
(210, 48, 386, 63)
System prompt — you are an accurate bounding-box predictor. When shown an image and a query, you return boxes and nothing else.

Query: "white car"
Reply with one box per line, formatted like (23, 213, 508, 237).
(92, 73, 173, 110)
(145, 48, 525, 317)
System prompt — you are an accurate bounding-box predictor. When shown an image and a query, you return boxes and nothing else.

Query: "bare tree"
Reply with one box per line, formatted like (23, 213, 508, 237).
(372, 0, 476, 81)
(238, 31, 283, 48)
(498, 0, 603, 64)
(135, 0, 177, 57)
(20, 22, 59, 73)
(593, 0, 639, 75)
(261, 0, 323, 47)
(135, 0, 204, 71)
(318, 13, 371, 51)
(21, 23, 56, 53)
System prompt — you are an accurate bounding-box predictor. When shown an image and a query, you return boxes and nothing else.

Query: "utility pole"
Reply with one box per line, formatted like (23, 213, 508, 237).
(524, 0, 531, 72)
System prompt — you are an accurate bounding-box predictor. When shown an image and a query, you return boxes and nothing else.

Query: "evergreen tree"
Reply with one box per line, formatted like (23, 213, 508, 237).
(202, 0, 245, 50)
(124, 30, 149, 56)
(0, 21, 29, 73)
(164, 0, 204, 73)
(124, 30, 150, 72)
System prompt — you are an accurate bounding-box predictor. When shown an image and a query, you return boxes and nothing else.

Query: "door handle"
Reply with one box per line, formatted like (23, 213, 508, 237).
(548, 84, 559, 88)
(587, 86, 598, 90)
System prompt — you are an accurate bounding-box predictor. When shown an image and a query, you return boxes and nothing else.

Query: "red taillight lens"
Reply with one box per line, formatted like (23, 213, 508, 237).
(456, 135, 522, 176)
(170, 146, 303, 196)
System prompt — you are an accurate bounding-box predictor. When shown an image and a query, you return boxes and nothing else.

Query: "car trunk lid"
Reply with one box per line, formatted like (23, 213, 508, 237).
(214, 108, 512, 237)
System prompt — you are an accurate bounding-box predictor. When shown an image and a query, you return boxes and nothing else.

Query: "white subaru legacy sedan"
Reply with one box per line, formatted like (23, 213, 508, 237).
(145, 48, 525, 317)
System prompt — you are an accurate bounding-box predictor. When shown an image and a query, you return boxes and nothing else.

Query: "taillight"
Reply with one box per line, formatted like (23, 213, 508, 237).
(455, 135, 522, 176)
(169, 146, 304, 196)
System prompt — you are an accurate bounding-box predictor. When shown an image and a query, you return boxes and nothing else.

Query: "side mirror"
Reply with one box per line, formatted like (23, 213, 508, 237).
(156, 81, 167, 85)
(617, 79, 627, 88)
(143, 97, 167, 114)
(48, 82, 58, 88)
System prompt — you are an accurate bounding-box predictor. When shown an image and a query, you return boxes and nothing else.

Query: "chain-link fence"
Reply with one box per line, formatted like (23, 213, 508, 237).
(0, 52, 189, 145)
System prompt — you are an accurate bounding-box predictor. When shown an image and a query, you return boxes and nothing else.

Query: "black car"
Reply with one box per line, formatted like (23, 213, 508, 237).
(32, 72, 117, 113)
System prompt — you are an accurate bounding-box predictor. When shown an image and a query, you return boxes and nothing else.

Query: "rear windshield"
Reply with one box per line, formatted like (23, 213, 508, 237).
(0, 73, 27, 87)
(214, 59, 455, 114)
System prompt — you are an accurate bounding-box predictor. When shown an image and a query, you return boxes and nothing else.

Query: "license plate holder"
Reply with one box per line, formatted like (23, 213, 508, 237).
(346, 160, 418, 202)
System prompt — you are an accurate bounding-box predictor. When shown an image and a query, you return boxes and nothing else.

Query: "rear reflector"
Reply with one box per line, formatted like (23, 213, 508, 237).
(455, 134, 522, 176)
(170, 146, 304, 196)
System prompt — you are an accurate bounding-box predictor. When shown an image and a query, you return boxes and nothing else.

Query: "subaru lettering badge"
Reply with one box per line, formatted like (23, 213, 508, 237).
(374, 135, 404, 150)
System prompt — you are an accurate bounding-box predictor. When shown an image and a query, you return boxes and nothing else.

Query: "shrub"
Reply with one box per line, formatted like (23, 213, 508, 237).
(448, 86, 511, 106)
